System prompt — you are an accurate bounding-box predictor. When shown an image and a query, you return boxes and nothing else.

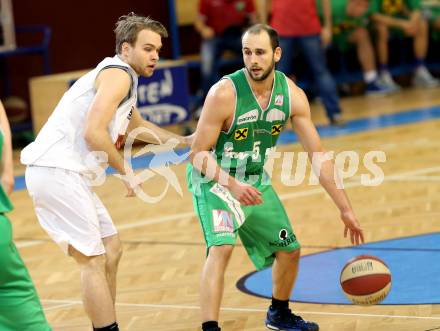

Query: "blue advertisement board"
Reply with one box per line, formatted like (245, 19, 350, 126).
(137, 63, 190, 126)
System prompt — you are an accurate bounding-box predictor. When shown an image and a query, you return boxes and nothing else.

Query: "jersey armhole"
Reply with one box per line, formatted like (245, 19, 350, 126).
(221, 77, 238, 135)
(282, 72, 292, 119)
(97, 65, 133, 107)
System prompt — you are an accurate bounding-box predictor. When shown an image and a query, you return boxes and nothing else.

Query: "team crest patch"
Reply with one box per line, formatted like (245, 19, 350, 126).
(234, 127, 249, 140)
(275, 94, 284, 106)
(212, 210, 234, 233)
(271, 124, 283, 135)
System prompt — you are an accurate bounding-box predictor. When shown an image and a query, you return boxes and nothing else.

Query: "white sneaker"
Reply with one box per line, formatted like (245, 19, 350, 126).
(378, 72, 401, 92)
(412, 67, 440, 88)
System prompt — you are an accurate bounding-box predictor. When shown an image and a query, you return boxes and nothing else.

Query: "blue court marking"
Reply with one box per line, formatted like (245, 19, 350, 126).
(237, 233, 440, 305)
(13, 105, 440, 192)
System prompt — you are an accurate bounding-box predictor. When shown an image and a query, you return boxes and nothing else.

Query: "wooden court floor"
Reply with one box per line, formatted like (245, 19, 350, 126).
(9, 87, 440, 330)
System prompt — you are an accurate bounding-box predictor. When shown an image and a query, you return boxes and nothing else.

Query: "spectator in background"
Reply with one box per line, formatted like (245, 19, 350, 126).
(317, 0, 397, 94)
(371, 0, 439, 88)
(422, 0, 440, 39)
(266, 0, 345, 125)
(194, 0, 258, 114)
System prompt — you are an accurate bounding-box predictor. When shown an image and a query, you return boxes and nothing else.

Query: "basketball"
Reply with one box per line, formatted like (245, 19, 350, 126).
(340, 255, 392, 306)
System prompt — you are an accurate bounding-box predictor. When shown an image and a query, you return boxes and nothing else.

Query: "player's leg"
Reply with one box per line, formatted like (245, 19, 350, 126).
(201, 244, 234, 324)
(69, 246, 116, 328)
(298, 34, 342, 124)
(95, 193, 122, 304)
(412, 18, 439, 87)
(414, 18, 428, 61)
(375, 22, 390, 73)
(0, 215, 52, 331)
(239, 184, 318, 330)
(102, 234, 122, 304)
(276, 36, 295, 76)
(25, 166, 119, 330)
(188, 168, 246, 331)
(272, 249, 300, 301)
(348, 27, 397, 93)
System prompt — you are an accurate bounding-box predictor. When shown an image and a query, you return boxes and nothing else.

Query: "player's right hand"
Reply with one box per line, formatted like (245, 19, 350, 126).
(118, 171, 142, 197)
(229, 179, 262, 206)
(341, 209, 364, 246)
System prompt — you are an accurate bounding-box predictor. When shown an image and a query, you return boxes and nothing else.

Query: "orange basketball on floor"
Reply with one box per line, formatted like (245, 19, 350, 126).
(340, 255, 392, 306)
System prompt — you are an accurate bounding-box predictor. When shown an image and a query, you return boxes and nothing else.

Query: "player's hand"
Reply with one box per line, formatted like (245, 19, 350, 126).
(1, 171, 14, 196)
(201, 26, 215, 39)
(184, 132, 195, 147)
(341, 209, 364, 245)
(321, 26, 332, 47)
(401, 20, 418, 36)
(118, 171, 142, 197)
(229, 179, 262, 206)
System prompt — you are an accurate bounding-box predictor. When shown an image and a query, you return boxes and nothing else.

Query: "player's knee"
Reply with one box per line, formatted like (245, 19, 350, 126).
(283, 248, 301, 264)
(209, 245, 234, 261)
(74, 253, 106, 272)
(106, 244, 123, 268)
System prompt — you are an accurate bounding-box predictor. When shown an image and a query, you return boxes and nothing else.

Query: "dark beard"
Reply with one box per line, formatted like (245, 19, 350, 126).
(246, 59, 275, 82)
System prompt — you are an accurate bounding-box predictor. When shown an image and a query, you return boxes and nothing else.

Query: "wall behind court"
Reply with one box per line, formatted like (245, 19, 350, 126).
(4, 1, 170, 113)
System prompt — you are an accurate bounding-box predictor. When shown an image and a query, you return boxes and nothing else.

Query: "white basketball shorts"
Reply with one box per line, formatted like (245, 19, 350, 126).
(25, 166, 117, 256)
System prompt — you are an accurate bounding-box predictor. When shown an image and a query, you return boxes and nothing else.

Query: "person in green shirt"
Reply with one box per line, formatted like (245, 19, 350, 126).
(187, 23, 364, 331)
(0, 100, 52, 331)
(318, 0, 399, 93)
(421, 0, 440, 39)
(371, 0, 439, 87)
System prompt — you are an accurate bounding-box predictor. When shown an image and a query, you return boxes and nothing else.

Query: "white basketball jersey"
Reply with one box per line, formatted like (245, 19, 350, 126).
(21, 56, 138, 176)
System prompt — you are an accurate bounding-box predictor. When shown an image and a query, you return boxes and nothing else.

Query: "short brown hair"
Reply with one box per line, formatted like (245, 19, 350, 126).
(243, 24, 279, 51)
(114, 13, 168, 54)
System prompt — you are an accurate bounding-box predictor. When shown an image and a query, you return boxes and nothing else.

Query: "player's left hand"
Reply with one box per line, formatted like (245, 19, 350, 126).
(321, 26, 332, 47)
(1, 171, 14, 196)
(184, 132, 195, 147)
(341, 209, 364, 245)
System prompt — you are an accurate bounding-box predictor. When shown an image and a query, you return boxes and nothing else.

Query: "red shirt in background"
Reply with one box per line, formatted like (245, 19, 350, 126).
(199, 0, 256, 35)
(270, 0, 321, 37)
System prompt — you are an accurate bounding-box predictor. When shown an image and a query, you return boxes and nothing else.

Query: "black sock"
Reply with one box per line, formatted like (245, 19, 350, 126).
(93, 322, 119, 331)
(271, 296, 289, 310)
(202, 320, 220, 330)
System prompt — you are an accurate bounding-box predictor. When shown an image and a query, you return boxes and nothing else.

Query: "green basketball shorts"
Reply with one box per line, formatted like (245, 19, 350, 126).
(0, 215, 52, 331)
(187, 165, 300, 270)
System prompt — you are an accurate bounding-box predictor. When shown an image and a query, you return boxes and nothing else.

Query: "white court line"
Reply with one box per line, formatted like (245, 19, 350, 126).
(44, 302, 78, 311)
(16, 166, 440, 244)
(41, 299, 440, 320)
(15, 240, 46, 248)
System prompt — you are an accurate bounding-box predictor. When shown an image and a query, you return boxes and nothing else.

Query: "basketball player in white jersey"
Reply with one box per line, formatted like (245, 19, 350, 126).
(21, 13, 190, 331)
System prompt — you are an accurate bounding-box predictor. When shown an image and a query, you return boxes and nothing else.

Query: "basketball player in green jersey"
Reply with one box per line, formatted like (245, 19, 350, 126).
(0, 100, 52, 330)
(187, 24, 364, 331)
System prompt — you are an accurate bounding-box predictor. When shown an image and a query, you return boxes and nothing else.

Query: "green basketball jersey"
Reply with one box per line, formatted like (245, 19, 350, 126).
(0, 131, 13, 214)
(213, 69, 291, 176)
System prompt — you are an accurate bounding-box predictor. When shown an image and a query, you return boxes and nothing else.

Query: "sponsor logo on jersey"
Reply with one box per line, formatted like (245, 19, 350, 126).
(269, 232, 296, 247)
(212, 209, 234, 233)
(237, 109, 258, 125)
(279, 229, 288, 240)
(266, 108, 286, 122)
(271, 124, 283, 135)
(275, 94, 284, 106)
(234, 127, 249, 140)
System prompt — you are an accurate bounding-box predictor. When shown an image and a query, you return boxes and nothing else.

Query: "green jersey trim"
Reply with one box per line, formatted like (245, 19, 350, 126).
(221, 76, 238, 135)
